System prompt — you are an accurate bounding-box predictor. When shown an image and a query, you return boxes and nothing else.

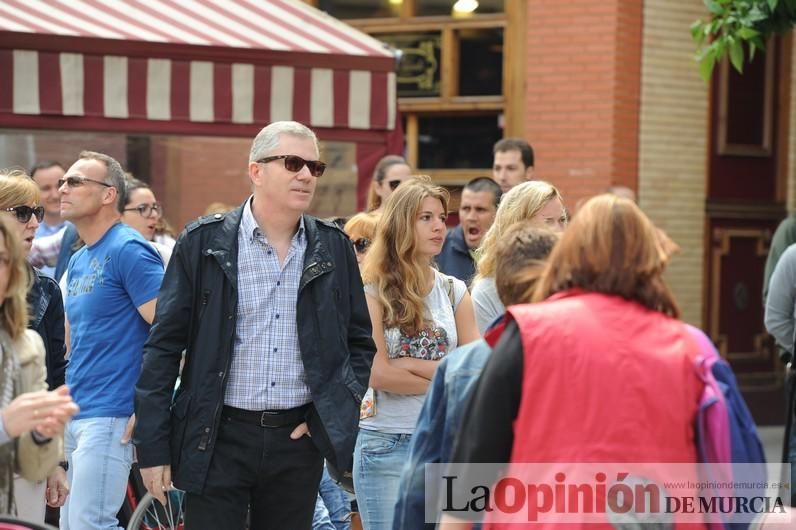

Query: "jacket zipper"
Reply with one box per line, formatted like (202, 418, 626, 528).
(198, 299, 234, 452)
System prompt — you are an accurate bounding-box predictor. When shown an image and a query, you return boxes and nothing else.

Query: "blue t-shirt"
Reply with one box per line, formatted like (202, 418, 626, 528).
(65, 223, 164, 419)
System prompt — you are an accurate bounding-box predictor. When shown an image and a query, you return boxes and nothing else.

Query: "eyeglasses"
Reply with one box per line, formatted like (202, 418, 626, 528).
(4, 205, 44, 224)
(352, 238, 371, 254)
(257, 155, 326, 178)
(387, 179, 402, 191)
(123, 203, 162, 218)
(58, 176, 113, 189)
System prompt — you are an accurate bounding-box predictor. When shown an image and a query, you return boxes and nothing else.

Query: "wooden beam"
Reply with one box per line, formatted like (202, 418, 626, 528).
(441, 26, 458, 100)
(502, 0, 526, 138)
(406, 113, 419, 169)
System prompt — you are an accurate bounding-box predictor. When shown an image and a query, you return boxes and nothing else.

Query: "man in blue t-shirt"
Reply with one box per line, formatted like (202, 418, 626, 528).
(59, 151, 164, 530)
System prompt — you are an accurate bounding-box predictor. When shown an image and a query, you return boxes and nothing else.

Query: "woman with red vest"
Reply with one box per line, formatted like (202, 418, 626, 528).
(441, 194, 708, 529)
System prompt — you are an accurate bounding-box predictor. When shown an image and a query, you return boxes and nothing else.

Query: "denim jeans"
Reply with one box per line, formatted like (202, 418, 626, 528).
(315, 465, 351, 530)
(352, 429, 412, 530)
(313, 494, 336, 530)
(61, 416, 133, 530)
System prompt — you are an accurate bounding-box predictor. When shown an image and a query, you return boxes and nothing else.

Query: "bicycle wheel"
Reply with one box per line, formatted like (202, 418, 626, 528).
(125, 491, 185, 530)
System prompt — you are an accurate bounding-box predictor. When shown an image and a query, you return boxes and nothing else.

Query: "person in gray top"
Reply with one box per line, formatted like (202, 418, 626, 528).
(765, 243, 796, 355)
(471, 181, 567, 333)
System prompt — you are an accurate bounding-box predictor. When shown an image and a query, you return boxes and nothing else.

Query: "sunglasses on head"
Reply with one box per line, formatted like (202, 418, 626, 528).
(257, 155, 326, 178)
(5, 205, 44, 224)
(352, 238, 371, 254)
(387, 179, 402, 191)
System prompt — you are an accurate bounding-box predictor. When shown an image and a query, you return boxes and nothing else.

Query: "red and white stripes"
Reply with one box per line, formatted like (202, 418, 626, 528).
(0, 0, 391, 57)
(0, 49, 397, 130)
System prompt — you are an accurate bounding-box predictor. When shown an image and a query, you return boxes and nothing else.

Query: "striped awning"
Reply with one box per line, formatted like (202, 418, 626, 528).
(0, 0, 397, 132)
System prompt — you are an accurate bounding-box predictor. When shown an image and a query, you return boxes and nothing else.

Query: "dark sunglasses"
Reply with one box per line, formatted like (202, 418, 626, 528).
(58, 176, 113, 189)
(123, 203, 162, 218)
(352, 238, 371, 254)
(387, 179, 402, 191)
(5, 205, 44, 224)
(257, 155, 326, 178)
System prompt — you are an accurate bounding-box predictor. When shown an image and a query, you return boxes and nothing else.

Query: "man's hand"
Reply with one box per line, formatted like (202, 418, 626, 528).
(140, 465, 172, 506)
(46, 466, 69, 507)
(120, 414, 135, 444)
(2, 385, 78, 438)
(290, 422, 311, 440)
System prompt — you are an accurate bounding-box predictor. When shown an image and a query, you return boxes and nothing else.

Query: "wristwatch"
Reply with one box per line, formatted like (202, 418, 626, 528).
(58, 460, 68, 472)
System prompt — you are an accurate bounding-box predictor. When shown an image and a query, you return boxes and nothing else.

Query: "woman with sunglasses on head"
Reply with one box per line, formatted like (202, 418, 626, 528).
(344, 212, 381, 268)
(0, 169, 79, 521)
(353, 176, 479, 530)
(366, 155, 412, 214)
(119, 176, 172, 266)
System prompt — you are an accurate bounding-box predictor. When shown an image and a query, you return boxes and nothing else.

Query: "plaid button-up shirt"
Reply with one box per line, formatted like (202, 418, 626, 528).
(223, 198, 312, 410)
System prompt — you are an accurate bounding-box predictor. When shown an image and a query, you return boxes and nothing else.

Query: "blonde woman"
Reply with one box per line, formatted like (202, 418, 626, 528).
(354, 176, 479, 530)
(343, 212, 381, 267)
(0, 214, 78, 515)
(471, 180, 567, 333)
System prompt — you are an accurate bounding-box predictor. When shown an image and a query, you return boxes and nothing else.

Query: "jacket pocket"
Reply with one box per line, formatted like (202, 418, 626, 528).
(169, 391, 191, 471)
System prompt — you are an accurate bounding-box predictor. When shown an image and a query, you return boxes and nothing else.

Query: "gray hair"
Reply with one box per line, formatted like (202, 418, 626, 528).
(77, 150, 126, 211)
(249, 121, 319, 162)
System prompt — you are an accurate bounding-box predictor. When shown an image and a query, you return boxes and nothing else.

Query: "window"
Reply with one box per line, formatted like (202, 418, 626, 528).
(334, 0, 524, 186)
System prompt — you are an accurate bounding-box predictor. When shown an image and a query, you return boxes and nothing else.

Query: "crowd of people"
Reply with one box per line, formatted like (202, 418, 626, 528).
(0, 118, 784, 530)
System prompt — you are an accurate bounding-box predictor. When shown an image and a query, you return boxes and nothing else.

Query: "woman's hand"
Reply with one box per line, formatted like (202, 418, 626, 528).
(1, 385, 78, 438)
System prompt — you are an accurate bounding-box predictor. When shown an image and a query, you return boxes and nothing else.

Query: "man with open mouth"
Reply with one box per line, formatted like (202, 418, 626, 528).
(437, 177, 501, 286)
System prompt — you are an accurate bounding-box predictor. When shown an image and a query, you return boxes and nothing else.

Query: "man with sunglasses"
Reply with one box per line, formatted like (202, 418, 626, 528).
(58, 151, 165, 530)
(135, 121, 375, 529)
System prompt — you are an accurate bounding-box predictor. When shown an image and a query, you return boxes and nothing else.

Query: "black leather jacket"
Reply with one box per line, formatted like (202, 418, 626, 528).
(133, 206, 375, 494)
(27, 266, 67, 389)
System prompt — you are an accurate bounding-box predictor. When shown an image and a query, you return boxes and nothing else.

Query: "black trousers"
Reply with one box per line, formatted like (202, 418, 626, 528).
(184, 410, 323, 529)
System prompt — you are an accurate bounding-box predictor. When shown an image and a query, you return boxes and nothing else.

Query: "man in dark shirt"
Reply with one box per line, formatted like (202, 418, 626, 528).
(437, 177, 501, 285)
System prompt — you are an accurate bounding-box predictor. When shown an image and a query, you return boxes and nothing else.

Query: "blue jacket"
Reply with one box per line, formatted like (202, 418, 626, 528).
(393, 339, 492, 529)
(436, 226, 476, 286)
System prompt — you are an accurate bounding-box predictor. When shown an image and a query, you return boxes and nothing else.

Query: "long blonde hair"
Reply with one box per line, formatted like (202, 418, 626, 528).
(362, 176, 449, 335)
(475, 180, 563, 281)
(0, 170, 33, 339)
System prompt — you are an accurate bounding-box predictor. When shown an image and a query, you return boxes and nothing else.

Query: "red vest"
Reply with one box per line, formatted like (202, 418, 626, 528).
(485, 291, 706, 529)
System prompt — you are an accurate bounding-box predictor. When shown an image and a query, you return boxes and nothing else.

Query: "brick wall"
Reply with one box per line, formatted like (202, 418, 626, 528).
(524, 0, 642, 207)
(637, 0, 709, 325)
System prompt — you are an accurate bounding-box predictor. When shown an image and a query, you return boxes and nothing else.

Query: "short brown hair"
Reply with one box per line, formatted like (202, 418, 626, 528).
(533, 194, 679, 317)
(494, 222, 558, 306)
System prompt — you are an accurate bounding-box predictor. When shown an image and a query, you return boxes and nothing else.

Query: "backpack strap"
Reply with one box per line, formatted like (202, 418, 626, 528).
(447, 277, 455, 310)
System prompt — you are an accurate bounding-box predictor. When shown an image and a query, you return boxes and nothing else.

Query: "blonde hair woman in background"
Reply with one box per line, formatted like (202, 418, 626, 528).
(343, 212, 381, 268)
(365, 155, 411, 214)
(0, 212, 78, 516)
(471, 180, 567, 333)
(353, 176, 479, 530)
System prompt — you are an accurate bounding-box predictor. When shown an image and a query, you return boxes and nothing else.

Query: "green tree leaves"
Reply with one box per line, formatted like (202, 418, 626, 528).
(692, 0, 796, 80)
